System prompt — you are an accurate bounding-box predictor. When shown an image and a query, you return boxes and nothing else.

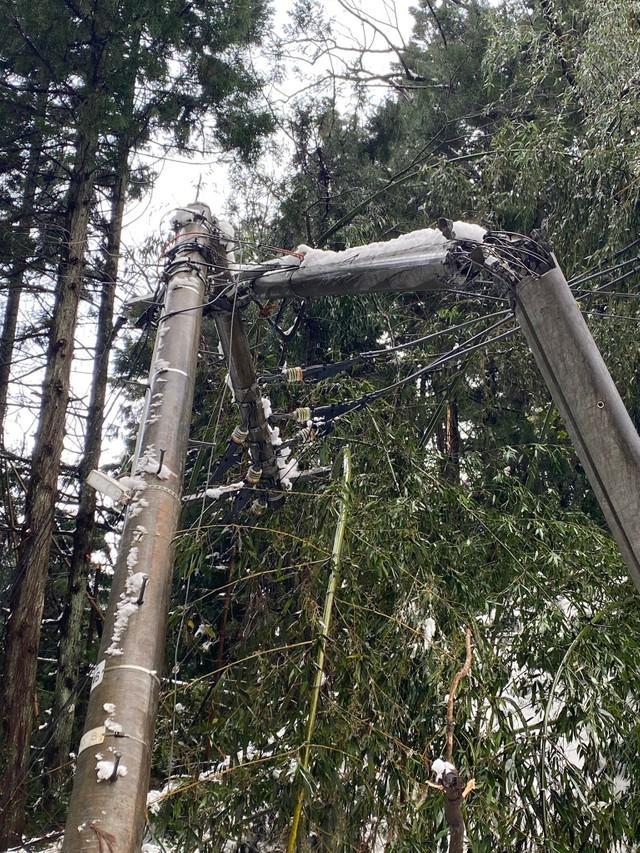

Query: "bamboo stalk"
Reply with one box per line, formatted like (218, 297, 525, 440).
(286, 447, 352, 853)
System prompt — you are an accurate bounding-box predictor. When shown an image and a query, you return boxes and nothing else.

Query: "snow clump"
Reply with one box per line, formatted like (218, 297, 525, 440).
(96, 755, 128, 782)
(104, 572, 149, 656)
(431, 758, 456, 782)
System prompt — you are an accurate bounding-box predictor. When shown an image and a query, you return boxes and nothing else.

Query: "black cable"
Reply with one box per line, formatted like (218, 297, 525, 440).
(364, 321, 516, 403)
(569, 255, 640, 289)
(276, 317, 517, 425)
(361, 308, 511, 358)
(259, 309, 512, 386)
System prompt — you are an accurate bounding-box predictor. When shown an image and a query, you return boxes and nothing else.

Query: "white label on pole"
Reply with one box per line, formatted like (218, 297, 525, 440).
(90, 660, 105, 692)
(78, 726, 105, 756)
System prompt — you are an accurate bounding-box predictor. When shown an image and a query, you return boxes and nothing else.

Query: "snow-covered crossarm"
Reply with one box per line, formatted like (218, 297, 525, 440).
(242, 222, 486, 300)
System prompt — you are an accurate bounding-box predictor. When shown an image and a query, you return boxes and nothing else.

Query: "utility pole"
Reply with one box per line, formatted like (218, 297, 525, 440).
(62, 203, 214, 853)
(512, 263, 640, 591)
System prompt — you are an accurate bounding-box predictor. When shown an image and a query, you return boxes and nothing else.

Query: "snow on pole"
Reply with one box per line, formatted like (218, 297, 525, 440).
(62, 203, 214, 853)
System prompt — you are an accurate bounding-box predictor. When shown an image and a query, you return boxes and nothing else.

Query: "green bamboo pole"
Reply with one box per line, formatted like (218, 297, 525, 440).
(287, 447, 352, 853)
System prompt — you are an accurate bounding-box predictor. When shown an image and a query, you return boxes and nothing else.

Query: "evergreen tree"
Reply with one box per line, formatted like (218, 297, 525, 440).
(0, 0, 273, 843)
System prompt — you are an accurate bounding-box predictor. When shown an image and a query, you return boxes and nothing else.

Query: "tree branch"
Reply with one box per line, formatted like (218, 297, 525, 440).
(446, 625, 473, 762)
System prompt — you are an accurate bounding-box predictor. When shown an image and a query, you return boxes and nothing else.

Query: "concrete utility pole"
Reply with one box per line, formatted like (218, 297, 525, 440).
(62, 203, 214, 852)
(513, 263, 640, 592)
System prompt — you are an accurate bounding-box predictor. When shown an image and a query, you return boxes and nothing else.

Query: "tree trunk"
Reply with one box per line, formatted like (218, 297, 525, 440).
(44, 150, 129, 780)
(0, 87, 48, 444)
(442, 767, 466, 853)
(0, 95, 100, 848)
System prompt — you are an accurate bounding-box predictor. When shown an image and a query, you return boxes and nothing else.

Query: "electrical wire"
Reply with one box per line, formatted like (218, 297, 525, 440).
(271, 316, 517, 428)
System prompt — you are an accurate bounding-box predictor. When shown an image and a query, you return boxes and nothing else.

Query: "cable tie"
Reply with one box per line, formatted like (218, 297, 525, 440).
(104, 664, 161, 687)
(103, 731, 150, 750)
(234, 383, 260, 404)
(143, 484, 181, 503)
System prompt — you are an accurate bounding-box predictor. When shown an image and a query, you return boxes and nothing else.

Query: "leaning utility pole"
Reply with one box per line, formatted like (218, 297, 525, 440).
(62, 203, 214, 852)
(512, 263, 640, 590)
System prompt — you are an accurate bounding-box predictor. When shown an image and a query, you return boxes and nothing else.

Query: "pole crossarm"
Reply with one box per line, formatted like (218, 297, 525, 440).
(239, 224, 640, 593)
(207, 228, 284, 513)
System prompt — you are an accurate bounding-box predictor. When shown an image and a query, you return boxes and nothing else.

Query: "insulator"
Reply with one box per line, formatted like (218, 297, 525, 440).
(296, 425, 316, 443)
(245, 465, 262, 485)
(250, 498, 267, 516)
(292, 407, 312, 423)
(231, 425, 249, 445)
(283, 366, 304, 383)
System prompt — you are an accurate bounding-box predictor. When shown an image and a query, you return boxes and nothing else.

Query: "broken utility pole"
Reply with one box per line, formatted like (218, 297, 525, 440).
(62, 203, 215, 852)
(512, 262, 640, 589)
(59, 209, 640, 850)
